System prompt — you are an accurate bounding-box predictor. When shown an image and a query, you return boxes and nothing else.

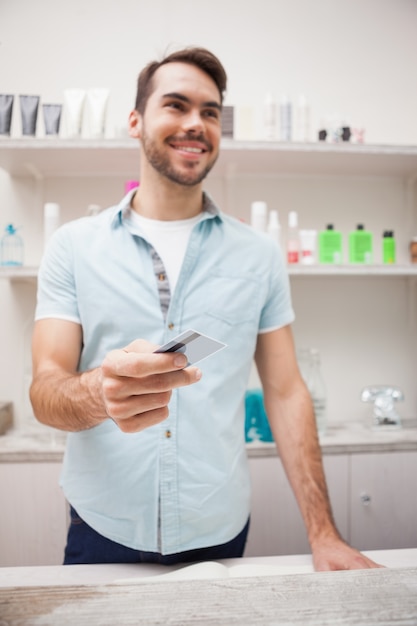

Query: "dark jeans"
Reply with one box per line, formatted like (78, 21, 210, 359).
(64, 506, 250, 565)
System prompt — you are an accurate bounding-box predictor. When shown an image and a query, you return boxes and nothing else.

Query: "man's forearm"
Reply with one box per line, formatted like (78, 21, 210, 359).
(30, 368, 107, 432)
(267, 388, 341, 547)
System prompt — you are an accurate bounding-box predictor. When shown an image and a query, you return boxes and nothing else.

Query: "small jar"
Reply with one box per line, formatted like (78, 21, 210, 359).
(410, 237, 417, 263)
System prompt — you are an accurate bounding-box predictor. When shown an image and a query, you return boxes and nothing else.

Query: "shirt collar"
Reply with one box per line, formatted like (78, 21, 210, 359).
(110, 190, 222, 227)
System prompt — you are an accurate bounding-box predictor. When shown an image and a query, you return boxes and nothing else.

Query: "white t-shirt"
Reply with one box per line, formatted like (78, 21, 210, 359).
(128, 210, 205, 293)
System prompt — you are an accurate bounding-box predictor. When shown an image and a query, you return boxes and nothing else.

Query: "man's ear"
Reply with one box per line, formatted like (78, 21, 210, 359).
(128, 110, 142, 139)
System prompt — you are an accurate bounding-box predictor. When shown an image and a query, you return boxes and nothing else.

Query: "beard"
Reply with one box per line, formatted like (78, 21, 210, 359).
(141, 129, 218, 187)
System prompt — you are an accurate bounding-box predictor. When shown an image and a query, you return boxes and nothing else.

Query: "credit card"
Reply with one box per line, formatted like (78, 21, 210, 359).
(154, 329, 226, 366)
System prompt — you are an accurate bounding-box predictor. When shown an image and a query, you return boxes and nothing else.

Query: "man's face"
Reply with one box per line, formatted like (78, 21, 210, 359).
(132, 62, 222, 186)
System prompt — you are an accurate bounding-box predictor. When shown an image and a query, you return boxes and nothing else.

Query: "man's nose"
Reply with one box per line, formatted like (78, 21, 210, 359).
(183, 109, 204, 132)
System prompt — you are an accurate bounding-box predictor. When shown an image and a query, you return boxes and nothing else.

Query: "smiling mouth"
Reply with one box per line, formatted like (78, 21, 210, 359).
(170, 144, 207, 155)
(169, 135, 211, 154)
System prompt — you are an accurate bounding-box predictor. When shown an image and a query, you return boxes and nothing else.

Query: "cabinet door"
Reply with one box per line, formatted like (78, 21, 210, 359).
(0, 462, 68, 566)
(245, 454, 349, 557)
(350, 451, 417, 551)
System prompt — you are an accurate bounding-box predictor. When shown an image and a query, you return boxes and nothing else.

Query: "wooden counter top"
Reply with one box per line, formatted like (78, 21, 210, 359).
(1, 566, 417, 625)
(1, 550, 417, 625)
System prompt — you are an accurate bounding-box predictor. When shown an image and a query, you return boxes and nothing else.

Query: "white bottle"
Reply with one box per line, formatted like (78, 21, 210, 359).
(43, 202, 60, 249)
(299, 229, 317, 264)
(267, 210, 281, 246)
(280, 94, 292, 142)
(295, 94, 310, 142)
(251, 201, 268, 232)
(287, 210, 299, 263)
(86, 203, 102, 216)
(263, 92, 276, 140)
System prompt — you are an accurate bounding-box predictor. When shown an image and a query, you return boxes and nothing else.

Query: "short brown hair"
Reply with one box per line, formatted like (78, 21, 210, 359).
(134, 47, 227, 114)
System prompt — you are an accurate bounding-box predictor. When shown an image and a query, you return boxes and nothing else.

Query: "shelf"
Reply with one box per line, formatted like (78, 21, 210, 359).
(0, 139, 417, 179)
(0, 266, 39, 282)
(2, 264, 417, 282)
(288, 264, 417, 276)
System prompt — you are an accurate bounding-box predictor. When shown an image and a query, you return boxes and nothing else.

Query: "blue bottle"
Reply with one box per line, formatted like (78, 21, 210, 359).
(0, 224, 24, 266)
(244, 389, 274, 443)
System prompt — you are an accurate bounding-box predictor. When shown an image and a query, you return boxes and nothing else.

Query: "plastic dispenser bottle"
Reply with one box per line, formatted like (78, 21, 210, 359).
(43, 202, 60, 250)
(263, 93, 276, 140)
(251, 201, 268, 232)
(349, 224, 373, 264)
(295, 95, 309, 142)
(318, 224, 343, 264)
(0, 224, 23, 266)
(382, 230, 396, 264)
(279, 95, 292, 141)
(287, 210, 299, 263)
(267, 210, 281, 246)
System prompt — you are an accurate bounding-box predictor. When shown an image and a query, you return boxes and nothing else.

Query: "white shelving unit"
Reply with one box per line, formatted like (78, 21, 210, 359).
(1, 138, 417, 279)
(1, 138, 417, 426)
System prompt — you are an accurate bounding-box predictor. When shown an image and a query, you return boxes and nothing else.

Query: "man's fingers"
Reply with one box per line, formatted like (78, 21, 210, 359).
(105, 390, 172, 421)
(103, 349, 190, 378)
(113, 407, 171, 433)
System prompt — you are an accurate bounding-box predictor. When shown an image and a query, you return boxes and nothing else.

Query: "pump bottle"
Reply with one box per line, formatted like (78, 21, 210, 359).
(287, 211, 299, 263)
(0, 224, 23, 266)
(267, 210, 281, 246)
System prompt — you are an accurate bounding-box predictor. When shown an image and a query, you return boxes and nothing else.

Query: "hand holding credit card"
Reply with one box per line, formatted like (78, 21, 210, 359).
(154, 329, 226, 366)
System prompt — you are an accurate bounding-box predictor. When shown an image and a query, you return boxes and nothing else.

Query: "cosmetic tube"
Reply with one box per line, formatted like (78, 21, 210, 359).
(299, 229, 317, 265)
(19, 95, 40, 136)
(64, 89, 86, 138)
(0, 94, 14, 136)
(86, 88, 109, 138)
(42, 104, 62, 136)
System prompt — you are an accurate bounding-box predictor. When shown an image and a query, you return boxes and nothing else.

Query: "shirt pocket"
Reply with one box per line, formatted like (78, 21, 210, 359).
(203, 273, 262, 327)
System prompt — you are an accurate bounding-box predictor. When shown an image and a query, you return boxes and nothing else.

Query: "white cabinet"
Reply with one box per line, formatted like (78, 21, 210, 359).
(245, 454, 349, 557)
(0, 462, 68, 566)
(350, 451, 417, 551)
(246, 449, 417, 558)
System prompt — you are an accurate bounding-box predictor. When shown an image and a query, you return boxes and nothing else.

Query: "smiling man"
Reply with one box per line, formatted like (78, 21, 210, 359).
(30, 47, 381, 570)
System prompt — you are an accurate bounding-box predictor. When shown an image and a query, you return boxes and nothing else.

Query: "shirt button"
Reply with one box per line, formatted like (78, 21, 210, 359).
(158, 273, 165, 281)
(165, 430, 172, 438)
(168, 323, 174, 330)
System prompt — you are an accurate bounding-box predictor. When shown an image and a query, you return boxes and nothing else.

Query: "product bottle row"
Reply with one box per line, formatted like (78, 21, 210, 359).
(250, 202, 417, 268)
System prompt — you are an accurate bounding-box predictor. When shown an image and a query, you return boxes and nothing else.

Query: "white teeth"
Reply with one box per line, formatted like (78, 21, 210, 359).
(177, 146, 202, 153)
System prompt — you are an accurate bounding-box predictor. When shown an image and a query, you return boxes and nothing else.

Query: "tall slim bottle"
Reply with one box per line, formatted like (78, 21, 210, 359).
(43, 202, 60, 250)
(287, 210, 299, 263)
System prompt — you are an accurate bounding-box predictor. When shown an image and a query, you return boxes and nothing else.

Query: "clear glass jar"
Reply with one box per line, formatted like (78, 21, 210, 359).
(0, 224, 23, 266)
(298, 347, 327, 436)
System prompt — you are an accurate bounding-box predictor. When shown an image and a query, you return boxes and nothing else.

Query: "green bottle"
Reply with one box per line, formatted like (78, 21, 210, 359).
(318, 224, 343, 264)
(349, 224, 373, 264)
(382, 230, 396, 264)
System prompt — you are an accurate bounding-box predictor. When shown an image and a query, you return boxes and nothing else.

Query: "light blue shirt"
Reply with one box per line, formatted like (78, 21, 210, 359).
(35, 191, 295, 554)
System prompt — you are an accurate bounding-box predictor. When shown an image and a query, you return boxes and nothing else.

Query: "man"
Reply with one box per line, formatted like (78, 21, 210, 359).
(30, 47, 380, 570)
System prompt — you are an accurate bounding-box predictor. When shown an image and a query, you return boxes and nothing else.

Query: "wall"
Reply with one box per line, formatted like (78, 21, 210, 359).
(0, 0, 417, 429)
(1, 0, 417, 144)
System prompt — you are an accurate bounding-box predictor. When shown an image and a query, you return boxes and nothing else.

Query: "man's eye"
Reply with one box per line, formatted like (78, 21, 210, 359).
(167, 102, 183, 110)
(204, 109, 219, 119)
